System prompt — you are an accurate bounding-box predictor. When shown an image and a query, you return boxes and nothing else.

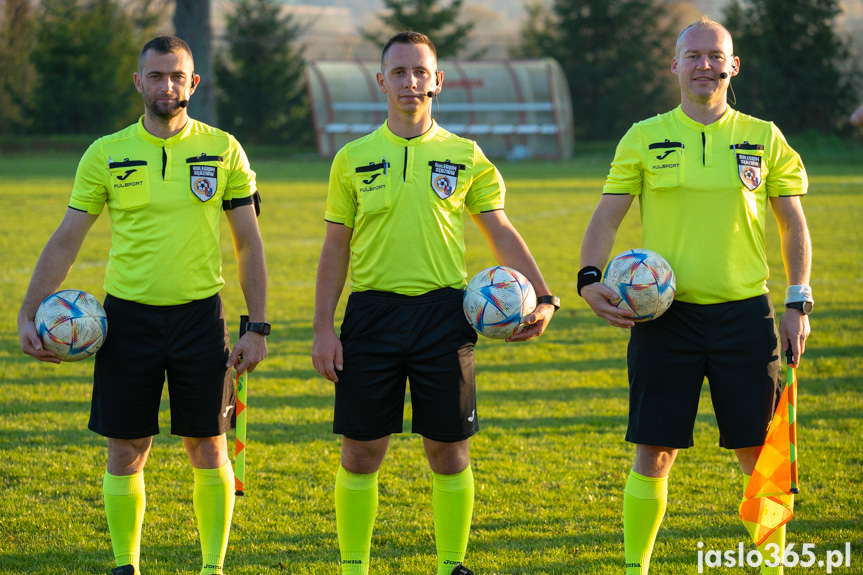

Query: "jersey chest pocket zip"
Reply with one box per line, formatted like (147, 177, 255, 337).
(730, 143, 765, 193)
(108, 159, 150, 210)
(355, 160, 391, 215)
(187, 155, 224, 203)
(427, 160, 466, 211)
(646, 141, 685, 190)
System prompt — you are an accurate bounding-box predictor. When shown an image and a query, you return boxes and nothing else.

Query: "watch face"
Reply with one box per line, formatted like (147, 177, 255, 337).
(787, 301, 812, 315)
(248, 322, 271, 335)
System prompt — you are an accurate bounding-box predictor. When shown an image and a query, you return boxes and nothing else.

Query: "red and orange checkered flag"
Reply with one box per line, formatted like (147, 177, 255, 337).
(738, 351, 799, 545)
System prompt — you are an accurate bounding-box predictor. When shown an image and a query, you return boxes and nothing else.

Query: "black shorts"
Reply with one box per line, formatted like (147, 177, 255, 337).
(333, 288, 479, 442)
(626, 294, 782, 449)
(88, 294, 234, 439)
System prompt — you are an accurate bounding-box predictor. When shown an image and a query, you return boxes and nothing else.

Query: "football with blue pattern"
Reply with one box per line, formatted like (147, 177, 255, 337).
(603, 249, 676, 322)
(35, 289, 108, 362)
(463, 266, 536, 339)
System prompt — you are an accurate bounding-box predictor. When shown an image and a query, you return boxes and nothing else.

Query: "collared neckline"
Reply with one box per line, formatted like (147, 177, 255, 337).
(136, 115, 193, 145)
(382, 120, 440, 146)
(674, 105, 734, 132)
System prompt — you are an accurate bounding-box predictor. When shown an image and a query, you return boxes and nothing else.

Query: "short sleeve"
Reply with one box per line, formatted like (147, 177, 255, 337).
(765, 124, 807, 198)
(222, 135, 256, 201)
(325, 147, 358, 227)
(602, 125, 644, 196)
(465, 143, 505, 214)
(69, 139, 109, 215)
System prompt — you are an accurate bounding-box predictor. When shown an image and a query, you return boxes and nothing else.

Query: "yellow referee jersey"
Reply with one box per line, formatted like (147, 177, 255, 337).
(70, 116, 256, 306)
(326, 121, 505, 295)
(603, 106, 807, 304)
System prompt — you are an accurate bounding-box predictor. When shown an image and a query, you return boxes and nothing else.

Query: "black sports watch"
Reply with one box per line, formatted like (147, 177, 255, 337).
(246, 321, 271, 336)
(785, 301, 813, 315)
(536, 295, 561, 312)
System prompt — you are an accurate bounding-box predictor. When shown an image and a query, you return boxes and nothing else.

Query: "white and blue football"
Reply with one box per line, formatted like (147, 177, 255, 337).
(35, 289, 108, 361)
(463, 266, 536, 339)
(602, 249, 676, 321)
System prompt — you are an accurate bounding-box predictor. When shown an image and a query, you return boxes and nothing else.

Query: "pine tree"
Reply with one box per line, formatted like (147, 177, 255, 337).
(30, 0, 141, 134)
(723, 0, 860, 134)
(362, 0, 476, 59)
(215, 0, 311, 145)
(518, 0, 679, 140)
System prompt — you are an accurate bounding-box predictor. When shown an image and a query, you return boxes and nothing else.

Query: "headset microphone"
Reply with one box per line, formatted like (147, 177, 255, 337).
(178, 79, 197, 108)
(719, 72, 728, 79)
(426, 90, 434, 98)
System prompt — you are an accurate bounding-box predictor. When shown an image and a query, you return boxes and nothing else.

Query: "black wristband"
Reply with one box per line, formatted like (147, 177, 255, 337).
(577, 266, 603, 296)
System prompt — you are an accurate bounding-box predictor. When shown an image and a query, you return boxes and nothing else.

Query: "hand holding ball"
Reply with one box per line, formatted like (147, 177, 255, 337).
(463, 266, 536, 339)
(35, 290, 108, 361)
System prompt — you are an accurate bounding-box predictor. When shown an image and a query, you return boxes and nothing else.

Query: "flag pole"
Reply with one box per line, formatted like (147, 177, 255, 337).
(786, 346, 799, 494)
(234, 315, 249, 496)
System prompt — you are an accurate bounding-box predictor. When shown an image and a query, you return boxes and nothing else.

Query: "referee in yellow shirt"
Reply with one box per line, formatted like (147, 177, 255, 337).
(312, 31, 559, 575)
(579, 17, 812, 575)
(17, 36, 268, 575)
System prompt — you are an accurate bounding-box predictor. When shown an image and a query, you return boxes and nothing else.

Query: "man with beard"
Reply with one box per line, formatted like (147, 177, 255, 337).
(17, 36, 268, 575)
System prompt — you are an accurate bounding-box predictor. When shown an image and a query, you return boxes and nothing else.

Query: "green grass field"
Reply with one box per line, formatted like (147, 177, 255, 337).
(0, 140, 861, 574)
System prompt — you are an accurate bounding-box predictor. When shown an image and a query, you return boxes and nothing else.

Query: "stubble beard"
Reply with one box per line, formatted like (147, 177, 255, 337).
(146, 95, 184, 121)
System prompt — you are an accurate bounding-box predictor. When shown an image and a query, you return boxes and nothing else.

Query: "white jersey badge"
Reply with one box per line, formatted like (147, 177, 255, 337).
(429, 160, 463, 200)
(190, 165, 218, 201)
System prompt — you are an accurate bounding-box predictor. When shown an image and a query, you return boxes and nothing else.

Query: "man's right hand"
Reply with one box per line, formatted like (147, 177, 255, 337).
(581, 282, 636, 328)
(312, 328, 344, 382)
(18, 319, 61, 364)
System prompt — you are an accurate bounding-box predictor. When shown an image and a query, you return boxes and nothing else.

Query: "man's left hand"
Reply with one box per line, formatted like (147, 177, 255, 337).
(227, 331, 268, 374)
(779, 308, 810, 367)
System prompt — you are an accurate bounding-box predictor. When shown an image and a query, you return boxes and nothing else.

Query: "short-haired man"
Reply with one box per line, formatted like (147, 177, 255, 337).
(312, 31, 559, 575)
(17, 36, 268, 575)
(579, 17, 811, 575)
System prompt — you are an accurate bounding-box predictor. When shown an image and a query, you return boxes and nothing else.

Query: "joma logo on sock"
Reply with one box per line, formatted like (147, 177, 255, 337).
(342, 560, 363, 564)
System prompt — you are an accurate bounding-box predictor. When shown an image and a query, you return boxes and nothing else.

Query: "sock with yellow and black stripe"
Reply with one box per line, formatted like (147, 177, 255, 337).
(335, 464, 379, 575)
(433, 466, 474, 575)
(103, 470, 146, 573)
(623, 470, 668, 575)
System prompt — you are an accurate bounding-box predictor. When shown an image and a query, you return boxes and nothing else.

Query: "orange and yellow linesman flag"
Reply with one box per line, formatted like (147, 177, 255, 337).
(738, 357, 799, 545)
(234, 315, 249, 496)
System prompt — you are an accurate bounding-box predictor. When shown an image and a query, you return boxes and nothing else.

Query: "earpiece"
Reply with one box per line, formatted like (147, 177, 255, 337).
(179, 78, 197, 108)
(426, 75, 440, 98)
(719, 65, 737, 80)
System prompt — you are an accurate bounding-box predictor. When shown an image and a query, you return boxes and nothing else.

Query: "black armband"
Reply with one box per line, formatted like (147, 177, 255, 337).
(577, 266, 603, 296)
(222, 190, 261, 216)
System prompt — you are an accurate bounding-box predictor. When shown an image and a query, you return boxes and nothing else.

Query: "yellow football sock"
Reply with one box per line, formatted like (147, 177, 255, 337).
(194, 461, 235, 575)
(623, 470, 668, 575)
(335, 464, 378, 575)
(103, 470, 146, 572)
(433, 466, 474, 575)
(743, 474, 786, 575)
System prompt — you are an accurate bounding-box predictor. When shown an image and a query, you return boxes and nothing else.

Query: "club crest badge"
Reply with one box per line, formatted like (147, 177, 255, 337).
(736, 153, 762, 191)
(429, 160, 463, 200)
(190, 165, 218, 201)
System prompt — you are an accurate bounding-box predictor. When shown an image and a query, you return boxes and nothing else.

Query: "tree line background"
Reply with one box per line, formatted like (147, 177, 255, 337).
(0, 0, 860, 147)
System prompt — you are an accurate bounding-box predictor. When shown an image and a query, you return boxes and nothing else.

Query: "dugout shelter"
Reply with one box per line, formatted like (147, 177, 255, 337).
(304, 58, 574, 159)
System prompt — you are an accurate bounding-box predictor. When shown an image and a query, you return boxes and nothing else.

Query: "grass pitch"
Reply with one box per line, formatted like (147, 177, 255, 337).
(0, 140, 861, 574)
